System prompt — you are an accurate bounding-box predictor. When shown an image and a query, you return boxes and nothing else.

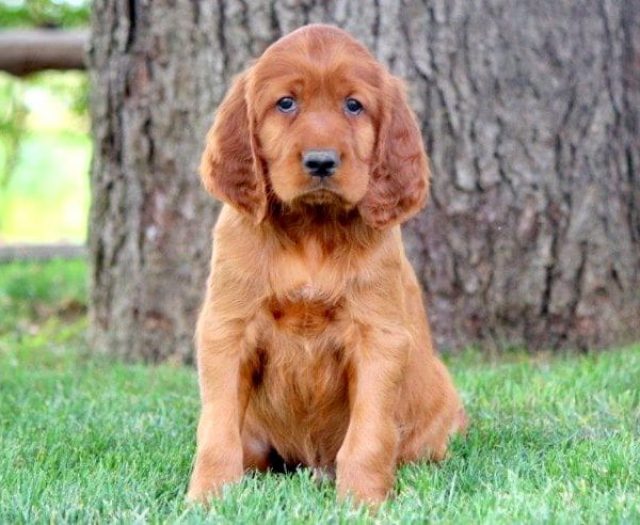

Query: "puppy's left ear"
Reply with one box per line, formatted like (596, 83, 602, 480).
(359, 78, 430, 229)
(200, 72, 267, 223)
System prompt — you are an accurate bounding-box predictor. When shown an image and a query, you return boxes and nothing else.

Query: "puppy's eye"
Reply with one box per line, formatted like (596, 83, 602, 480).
(276, 97, 297, 113)
(345, 98, 364, 115)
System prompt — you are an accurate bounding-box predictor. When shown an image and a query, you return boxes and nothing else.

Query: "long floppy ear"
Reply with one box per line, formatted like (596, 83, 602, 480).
(359, 78, 430, 229)
(199, 72, 266, 223)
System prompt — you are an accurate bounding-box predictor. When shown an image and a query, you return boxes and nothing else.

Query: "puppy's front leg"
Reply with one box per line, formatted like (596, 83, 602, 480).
(187, 312, 248, 503)
(336, 325, 407, 506)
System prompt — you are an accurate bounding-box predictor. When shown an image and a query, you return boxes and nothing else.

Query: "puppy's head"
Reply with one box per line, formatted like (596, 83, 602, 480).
(200, 24, 429, 228)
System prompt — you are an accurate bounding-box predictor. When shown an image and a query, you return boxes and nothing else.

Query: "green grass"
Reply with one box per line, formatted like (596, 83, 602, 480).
(1, 261, 639, 523)
(0, 258, 86, 341)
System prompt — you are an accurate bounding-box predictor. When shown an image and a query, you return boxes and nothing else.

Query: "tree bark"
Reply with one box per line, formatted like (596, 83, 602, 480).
(0, 29, 87, 76)
(89, 0, 640, 362)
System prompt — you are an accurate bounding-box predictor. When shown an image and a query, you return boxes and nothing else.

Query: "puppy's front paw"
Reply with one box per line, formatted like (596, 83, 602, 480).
(186, 450, 243, 504)
(336, 459, 393, 507)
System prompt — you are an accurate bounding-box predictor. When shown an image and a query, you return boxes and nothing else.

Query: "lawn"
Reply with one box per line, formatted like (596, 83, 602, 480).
(0, 260, 639, 523)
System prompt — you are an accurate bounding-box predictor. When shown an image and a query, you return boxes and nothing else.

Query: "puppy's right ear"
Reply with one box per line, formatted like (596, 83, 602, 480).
(200, 72, 266, 223)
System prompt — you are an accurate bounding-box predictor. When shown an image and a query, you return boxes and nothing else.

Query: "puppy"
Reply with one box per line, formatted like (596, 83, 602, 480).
(187, 24, 465, 506)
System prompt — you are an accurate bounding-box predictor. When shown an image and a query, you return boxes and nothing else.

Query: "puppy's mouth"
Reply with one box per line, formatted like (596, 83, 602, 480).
(295, 186, 348, 207)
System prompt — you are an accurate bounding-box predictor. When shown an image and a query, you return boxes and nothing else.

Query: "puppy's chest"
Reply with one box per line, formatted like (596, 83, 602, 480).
(263, 242, 349, 337)
(265, 288, 343, 337)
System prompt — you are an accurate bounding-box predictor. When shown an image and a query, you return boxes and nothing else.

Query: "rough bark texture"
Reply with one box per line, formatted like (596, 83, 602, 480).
(89, 0, 640, 362)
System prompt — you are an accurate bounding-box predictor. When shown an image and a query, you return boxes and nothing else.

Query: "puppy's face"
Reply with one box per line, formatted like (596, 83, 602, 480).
(248, 34, 384, 209)
(201, 25, 429, 228)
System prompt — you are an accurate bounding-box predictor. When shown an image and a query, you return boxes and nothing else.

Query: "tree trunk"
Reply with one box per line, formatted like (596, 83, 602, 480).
(89, 0, 640, 362)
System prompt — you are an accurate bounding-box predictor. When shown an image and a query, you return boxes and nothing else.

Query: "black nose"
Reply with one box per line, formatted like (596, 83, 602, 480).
(302, 149, 340, 178)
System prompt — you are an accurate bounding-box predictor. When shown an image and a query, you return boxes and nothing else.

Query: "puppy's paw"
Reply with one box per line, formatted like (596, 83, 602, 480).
(186, 451, 243, 505)
(336, 460, 392, 507)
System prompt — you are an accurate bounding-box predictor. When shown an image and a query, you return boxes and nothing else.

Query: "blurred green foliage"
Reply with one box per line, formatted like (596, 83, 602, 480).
(0, 72, 91, 242)
(0, 76, 27, 187)
(0, 71, 88, 182)
(0, 1, 91, 242)
(0, 0, 90, 28)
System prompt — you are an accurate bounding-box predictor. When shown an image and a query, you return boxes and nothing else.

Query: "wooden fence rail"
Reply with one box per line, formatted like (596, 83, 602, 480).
(0, 29, 88, 76)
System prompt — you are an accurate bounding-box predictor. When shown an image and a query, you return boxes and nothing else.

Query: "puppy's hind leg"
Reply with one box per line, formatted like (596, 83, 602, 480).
(398, 357, 467, 465)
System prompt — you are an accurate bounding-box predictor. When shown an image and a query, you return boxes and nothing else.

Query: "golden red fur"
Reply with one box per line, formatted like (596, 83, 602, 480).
(187, 24, 466, 506)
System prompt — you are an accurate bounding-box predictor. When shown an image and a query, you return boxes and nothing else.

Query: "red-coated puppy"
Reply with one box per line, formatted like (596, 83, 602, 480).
(187, 24, 466, 506)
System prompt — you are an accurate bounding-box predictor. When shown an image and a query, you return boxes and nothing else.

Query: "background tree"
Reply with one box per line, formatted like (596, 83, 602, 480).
(88, 0, 640, 362)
